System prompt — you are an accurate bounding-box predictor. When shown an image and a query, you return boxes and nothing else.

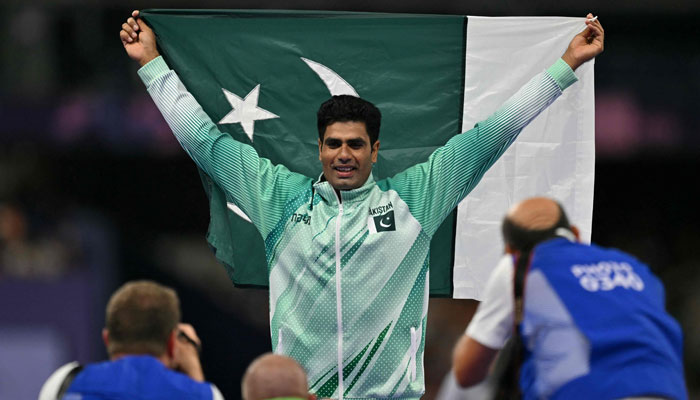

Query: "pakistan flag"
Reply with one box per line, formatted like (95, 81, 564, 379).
(141, 10, 595, 299)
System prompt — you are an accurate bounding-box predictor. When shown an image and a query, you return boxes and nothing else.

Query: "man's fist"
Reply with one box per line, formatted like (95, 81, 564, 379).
(119, 10, 159, 67)
(562, 13, 605, 71)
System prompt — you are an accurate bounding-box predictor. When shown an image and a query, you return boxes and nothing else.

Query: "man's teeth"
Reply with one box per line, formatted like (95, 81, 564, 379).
(336, 167, 354, 171)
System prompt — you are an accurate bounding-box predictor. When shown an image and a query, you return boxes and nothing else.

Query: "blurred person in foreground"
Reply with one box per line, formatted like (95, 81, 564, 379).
(39, 280, 224, 400)
(242, 353, 316, 400)
(452, 197, 687, 399)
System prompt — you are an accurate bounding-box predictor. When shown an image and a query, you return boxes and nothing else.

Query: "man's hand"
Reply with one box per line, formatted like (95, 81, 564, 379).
(119, 10, 159, 67)
(172, 323, 205, 382)
(562, 13, 604, 71)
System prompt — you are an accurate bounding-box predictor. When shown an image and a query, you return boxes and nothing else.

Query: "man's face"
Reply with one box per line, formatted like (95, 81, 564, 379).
(318, 121, 380, 192)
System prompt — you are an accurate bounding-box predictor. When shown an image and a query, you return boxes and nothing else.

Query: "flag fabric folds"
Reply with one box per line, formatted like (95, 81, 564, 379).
(141, 10, 594, 299)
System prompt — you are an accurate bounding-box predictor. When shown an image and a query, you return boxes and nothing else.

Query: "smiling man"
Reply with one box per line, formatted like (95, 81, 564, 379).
(316, 96, 381, 193)
(121, 10, 603, 400)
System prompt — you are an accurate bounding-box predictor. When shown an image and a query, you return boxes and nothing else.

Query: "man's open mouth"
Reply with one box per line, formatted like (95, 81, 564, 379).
(334, 166, 356, 177)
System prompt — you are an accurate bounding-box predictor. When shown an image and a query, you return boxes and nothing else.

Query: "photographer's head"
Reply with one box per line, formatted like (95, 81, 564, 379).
(242, 353, 316, 400)
(501, 197, 579, 254)
(102, 280, 180, 359)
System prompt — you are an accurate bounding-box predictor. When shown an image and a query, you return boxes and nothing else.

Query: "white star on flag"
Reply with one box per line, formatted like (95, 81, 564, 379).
(218, 84, 279, 141)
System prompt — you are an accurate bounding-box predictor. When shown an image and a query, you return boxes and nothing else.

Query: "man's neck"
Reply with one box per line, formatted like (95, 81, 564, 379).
(334, 188, 342, 202)
(110, 352, 170, 366)
(321, 173, 374, 202)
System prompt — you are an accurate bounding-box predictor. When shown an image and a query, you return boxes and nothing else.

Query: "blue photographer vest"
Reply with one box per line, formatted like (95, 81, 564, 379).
(518, 238, 686, 400)
(64, 355, 214, 400)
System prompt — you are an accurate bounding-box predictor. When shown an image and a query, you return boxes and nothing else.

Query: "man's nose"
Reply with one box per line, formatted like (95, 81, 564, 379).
(337, 144, 351, 161)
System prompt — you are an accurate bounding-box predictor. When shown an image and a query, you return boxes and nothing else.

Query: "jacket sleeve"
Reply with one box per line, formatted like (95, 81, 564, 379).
(384, 59, 578, 237)
(138, 56, 311, 239)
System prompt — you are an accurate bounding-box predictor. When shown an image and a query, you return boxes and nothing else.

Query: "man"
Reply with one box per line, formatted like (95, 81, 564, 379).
(242, 353, 316, 400)
(39, 280, 223, 400)
(120, 11, 604, 399)
(452, 197, 687, 399)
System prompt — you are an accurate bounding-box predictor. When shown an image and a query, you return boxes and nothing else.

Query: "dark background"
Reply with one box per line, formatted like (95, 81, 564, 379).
(1, 1, 698, 399)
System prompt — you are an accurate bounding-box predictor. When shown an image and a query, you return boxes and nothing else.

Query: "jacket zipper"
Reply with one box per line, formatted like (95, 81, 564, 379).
(334, 191, 345, 400)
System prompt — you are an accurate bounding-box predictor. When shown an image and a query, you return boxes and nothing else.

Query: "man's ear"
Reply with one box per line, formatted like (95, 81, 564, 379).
(371, 140, 380, 163)
(166, 329, 177, 359)
(318, 139, 323, 161)
(504, 243, 515, 255)
(571, 225, 581, 242)
(102, 328, 109, 348)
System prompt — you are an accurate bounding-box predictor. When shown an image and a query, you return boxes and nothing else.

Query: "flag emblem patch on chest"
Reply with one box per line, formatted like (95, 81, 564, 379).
(368, 210, 396, 233)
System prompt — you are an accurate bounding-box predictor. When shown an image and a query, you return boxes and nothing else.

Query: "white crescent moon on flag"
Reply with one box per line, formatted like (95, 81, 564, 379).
(301, 57, 359, 97)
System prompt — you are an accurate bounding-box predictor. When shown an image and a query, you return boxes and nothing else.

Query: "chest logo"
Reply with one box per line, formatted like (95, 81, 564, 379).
(368, 210, 396, 233)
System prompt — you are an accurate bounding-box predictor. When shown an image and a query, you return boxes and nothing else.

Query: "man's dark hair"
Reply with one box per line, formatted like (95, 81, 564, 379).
(317, 95, 381, 145)
(501, 202, 572, 253)
(105, 280, 181, 357)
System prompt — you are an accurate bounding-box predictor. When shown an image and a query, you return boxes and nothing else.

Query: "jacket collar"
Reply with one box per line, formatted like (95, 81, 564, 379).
(313, 173, 376, 206)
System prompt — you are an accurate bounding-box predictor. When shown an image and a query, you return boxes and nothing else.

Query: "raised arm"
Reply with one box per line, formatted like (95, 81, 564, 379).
(120, 11, 311, 238)
(385, 14, 604, 237)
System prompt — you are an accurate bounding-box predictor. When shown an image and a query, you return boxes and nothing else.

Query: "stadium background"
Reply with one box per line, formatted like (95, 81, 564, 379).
(0, 1, 698, 398)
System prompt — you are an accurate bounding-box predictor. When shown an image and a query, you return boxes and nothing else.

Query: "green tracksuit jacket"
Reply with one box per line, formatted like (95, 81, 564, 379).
(139, 56, 577, 399)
